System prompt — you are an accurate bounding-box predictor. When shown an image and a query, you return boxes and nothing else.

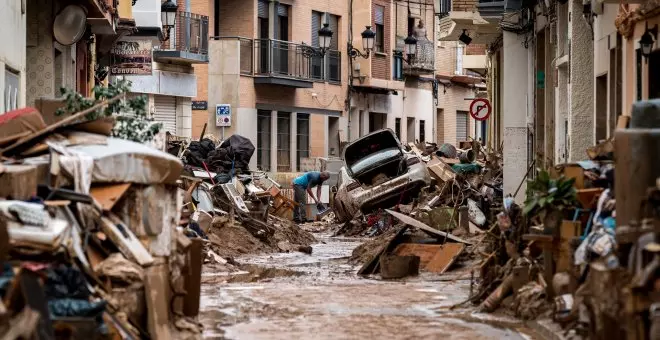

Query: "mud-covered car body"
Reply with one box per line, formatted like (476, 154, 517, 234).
(331, 129, 431, 222)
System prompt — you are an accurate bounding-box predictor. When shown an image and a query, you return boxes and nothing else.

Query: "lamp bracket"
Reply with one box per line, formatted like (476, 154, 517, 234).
(348, 44, 370, 59)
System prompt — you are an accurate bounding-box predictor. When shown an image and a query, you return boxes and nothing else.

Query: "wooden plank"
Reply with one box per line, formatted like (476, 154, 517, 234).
(426, 158, 456, 183)
(90, 183, 132, 211)
(358, 226, 409, 276)
(379, 255, 420, 279)
(99, 216, 154, 266)
(385, 209, 471, 244)
(556, 220, 581, 273)
(144, 263, 171, 340)
(562, 165, 585, 189)
(394, 243, 465, 274)
(183, 238, 203, 317)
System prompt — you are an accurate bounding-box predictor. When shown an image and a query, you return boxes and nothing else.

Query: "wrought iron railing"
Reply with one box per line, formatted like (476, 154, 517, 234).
(252, 39, 341, 82)
(161, 12, 209, 55)
(403, 38, 435, 73)
(239, 38, 254, 75)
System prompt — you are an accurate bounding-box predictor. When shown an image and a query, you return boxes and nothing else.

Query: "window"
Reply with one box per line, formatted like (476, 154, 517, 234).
(277, 112, 291, 172)
(455, 45, 464, 75)
(326, 13, 341, 82)
(419, 120, 426, 142)
(4, 68, 20, 114)
(311, 11, 324, 79)
(407, 17, 415, 37)
(393, 51, 403, 80)
(374, 5, 385, 53)
(257, 110, 272, 171)
(395, 118, 401, 140)
(456, 111, 468, 142)
(296, 113, 310, 171)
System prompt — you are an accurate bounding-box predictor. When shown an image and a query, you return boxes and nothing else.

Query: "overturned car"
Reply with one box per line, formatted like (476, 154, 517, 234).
(332, 129, 432, 222)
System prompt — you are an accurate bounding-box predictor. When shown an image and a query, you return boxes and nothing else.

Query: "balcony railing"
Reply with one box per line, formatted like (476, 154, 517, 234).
(160, 12, 209, 56)
(403, 38, 435, 74)
(248, 39, 341, 83)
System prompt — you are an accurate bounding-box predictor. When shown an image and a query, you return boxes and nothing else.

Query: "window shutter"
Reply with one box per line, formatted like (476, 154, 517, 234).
(277, 4, 288, 17)
(374, 5, 384, 25)
(154, 95, 177, 134)
(456, 111, 468, 142)
(258, 0, 268, 19)
(311, 11, 321, 47)
(328, 14, 339, 50)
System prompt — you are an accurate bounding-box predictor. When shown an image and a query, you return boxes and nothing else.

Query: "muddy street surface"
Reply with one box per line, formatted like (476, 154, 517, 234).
(199, 230, 541, 340)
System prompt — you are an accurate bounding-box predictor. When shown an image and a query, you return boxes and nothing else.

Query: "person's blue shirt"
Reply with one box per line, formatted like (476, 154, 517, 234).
(293, 171, 322, 188)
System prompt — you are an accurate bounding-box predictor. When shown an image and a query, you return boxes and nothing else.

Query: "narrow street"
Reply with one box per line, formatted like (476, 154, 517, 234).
(199, 227, 539, 340)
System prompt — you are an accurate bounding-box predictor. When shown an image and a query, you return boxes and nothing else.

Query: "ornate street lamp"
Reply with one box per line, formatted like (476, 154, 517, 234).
(302, 23, 334, 58)
(161, 0, 178, 42)
(349, 26, 376, 59)
(404, 34, 417, 60)
(641, 24, 658, 59)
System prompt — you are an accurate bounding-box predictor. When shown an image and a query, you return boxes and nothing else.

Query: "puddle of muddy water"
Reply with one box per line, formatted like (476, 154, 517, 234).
(200, 233, 542, 340)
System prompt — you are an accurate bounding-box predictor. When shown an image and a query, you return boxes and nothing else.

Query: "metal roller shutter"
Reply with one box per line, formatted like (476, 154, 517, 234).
(277, 3, 288, 17)
(154, 95, 177, 134)
(258, 0, 269, 18)
(311, 11, 321, 46)
(456, 111, 468, 142)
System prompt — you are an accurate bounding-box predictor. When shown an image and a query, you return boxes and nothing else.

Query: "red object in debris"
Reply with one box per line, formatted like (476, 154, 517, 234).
(0, 107, 47, 139)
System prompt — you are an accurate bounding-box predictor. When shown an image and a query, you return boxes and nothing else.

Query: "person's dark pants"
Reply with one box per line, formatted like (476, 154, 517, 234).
(293, 184, 307, 223)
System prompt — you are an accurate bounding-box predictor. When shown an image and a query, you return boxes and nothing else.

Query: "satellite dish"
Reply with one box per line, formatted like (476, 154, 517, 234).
(53, 5, 87, 46)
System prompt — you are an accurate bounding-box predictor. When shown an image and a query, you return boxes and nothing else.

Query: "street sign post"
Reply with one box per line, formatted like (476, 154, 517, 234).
(469, 98, 491, 121)
(215, 104, 231, 127)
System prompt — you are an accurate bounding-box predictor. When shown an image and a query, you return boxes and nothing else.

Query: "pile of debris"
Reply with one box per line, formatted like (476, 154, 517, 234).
(0, 104, 203, 339)
(167, 130, 316, 260)
(342, 140, 504, 280)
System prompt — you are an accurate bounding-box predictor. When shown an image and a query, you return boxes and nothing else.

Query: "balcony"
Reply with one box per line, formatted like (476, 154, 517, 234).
(238, 39, 341, 88)
(154, 12, 209, 64)
(463, 54, 487, 73)
(437, 9, 501, 44)
(477, 0, 524, 18)
(402, 38, 435, 75)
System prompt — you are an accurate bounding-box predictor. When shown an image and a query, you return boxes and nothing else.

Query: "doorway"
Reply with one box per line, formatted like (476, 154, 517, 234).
(595, 74, 607, 142)
(406, 117, 415, 143)
(368, 112, 387, 132)
(649, 50, 660, 99)
(328, 116, 340, 157)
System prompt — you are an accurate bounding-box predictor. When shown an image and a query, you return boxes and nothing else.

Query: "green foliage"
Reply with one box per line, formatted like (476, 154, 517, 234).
(523, 169, 578, 217)
(56, 79, 162, 143)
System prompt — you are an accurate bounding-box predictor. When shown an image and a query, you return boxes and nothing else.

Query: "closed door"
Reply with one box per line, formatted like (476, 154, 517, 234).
(154, 95, 177, 134)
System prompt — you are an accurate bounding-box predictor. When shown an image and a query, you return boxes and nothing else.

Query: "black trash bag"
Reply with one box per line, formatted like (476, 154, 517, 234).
(48, 298, 107, 318)
(44, 264, 91, 300)
(217, 135, 255, 172)
(185, 138, 216, 167)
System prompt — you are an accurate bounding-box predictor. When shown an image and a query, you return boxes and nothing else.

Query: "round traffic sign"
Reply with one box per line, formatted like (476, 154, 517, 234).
(469, 98, 491, 121)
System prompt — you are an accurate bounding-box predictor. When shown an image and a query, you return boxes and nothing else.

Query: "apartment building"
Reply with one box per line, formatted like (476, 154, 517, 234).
(348, 0, 436, 144)
(200, 0, 437, 171)
(0, 1, 26, 114)
(113, 0, 209, 138)
(205, 0, 348, 172)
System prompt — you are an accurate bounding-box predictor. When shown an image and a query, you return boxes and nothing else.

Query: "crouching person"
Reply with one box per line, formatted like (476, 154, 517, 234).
(292, 171, 330, 223)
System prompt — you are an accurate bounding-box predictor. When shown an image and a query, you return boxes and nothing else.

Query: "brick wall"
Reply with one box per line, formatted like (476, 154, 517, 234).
(466, 43, 486, 55)
(452, 0, 477, 12)
(371, 0, 390, 80)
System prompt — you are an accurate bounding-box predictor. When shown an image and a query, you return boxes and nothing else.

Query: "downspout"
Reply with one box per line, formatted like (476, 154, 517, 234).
(214, 0, 219, 37)
(346, 0, 354, 144)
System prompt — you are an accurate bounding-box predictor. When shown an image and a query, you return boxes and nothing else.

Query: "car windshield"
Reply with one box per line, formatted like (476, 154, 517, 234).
(350, 147, 401, 174)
